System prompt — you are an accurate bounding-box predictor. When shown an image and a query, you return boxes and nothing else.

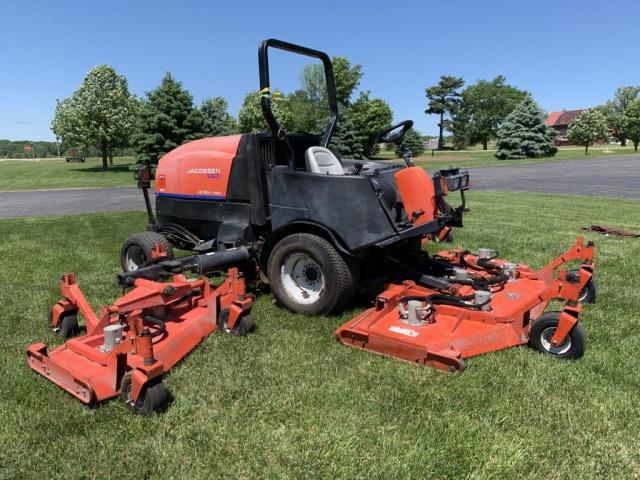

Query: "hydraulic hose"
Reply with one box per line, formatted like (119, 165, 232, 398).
(143, 315, 167, 338)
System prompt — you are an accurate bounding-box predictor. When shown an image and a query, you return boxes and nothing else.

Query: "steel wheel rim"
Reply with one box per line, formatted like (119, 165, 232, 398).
(125, 245, 146, 271)
(281, 252, 325, 304)
(540, 326, 572, 355)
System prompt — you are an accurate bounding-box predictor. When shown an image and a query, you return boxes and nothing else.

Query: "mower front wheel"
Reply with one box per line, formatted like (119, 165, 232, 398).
(49, 310, 80, 338)
(267, 233, 357, 315)
(529, 312, 587, 360)
(120, 232, 174, 272)
(120, 371, 168, 415)
(567, 270, 597, 304)
(217, 309, 254, 336)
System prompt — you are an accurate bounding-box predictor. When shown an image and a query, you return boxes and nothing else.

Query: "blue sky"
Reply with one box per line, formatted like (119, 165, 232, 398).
(1, 0, 638, 141)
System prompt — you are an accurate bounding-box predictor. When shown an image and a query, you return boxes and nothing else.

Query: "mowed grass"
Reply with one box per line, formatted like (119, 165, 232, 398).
(373, 145, 640, 170)
(1, 191, 639, 478)
(0, 156, 135, 191)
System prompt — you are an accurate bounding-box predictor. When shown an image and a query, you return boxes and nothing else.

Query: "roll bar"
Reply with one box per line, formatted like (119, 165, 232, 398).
(258, 39, 338, 147)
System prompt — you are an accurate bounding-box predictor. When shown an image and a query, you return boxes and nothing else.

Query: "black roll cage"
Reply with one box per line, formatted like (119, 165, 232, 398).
(258, 39, 338, 148)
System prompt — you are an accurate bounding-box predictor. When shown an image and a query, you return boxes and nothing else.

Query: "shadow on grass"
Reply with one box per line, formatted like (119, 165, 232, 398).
(74, 164, 133, 173)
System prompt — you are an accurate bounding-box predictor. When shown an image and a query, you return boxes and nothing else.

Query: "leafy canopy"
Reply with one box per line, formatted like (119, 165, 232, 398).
(622, 98, 640, 152)
(455, 76, 528, 149)
(51, 65, 137, 169)
(567, 108, 609, 153)
(200, 97, 238, 136)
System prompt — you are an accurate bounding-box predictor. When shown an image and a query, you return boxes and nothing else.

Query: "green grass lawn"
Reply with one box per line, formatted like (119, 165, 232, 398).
(373, 145, 639, 170)
(1, 191, 639, 478)
(0, 156, 135, 191)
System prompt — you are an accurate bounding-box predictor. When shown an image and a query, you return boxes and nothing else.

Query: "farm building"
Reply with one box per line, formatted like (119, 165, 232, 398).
(545, 109, 585, 144)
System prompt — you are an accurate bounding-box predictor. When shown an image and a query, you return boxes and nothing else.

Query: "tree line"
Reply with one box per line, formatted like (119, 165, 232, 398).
(425, 75, 640, 158)
(51, 58, 406, 170)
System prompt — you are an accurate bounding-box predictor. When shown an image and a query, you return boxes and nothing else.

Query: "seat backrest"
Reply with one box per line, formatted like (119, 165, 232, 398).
(305, 147, 344, 175)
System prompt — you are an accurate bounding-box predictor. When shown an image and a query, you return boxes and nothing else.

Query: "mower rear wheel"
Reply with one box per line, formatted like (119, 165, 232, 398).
(567, 270, 597, 304)
(120, 371, 168, 415)
(267, 233, 357, 315)
(217, 309, 254, 336)
(120, 232, 174, 272)
(49, 310, 80, 338)
(529, 312, 587, 360)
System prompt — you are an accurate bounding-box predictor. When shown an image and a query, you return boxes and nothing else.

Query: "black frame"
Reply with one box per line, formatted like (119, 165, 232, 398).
(258, 39, 338, 148)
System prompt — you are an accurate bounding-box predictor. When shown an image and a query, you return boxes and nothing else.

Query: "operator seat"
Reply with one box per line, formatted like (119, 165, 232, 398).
(305, 146, 345, 175)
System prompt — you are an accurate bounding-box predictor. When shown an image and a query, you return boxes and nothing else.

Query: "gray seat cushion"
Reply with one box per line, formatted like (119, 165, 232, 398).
(305, 147, 344, 175)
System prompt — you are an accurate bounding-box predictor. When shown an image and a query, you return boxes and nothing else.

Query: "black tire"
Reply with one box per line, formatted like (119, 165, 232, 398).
(442, 231, 454, 243)
(120, 371, 168, 415)
(567, 270, 597, 304)
(267, 233, 357, 315)
(529, 311, 587, 360)
(120, 232, 173, 272)
(217, 309, 254, 336)
(49, 310, 80, 338)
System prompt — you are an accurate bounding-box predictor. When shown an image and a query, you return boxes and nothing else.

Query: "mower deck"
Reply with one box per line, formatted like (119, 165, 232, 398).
(337, 237, 595, 371)
(27, 263, 253, 413)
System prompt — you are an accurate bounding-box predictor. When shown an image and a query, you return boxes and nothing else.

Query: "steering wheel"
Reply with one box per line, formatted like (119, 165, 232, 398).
(375, 120, 414, 145)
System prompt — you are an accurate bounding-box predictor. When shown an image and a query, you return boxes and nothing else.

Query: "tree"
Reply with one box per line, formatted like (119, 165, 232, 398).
(622, 98, 640, 152)
(200, 97, 238, 136)
(395, 128, 426, 158)
(350, 91, 393, 157)
(51, 65, 137, 170)
(455, 76, 528, 150)
(327, 105, 364, 159)
(602, 86, 640, 145)
(425, 75, 465, 150)
(133, 73, 205, 165)
(567, 108, 609, 154)
(299, 56, 363, 107)
(238, 90, 295, 133)
(494, 97, 557, 160)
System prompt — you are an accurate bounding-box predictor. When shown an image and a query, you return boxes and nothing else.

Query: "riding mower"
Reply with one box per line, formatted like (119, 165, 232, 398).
(27, 39, 597, 414)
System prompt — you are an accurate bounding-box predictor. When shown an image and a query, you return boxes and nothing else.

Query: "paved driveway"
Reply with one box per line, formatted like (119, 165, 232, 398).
(0, 155, 637, 218)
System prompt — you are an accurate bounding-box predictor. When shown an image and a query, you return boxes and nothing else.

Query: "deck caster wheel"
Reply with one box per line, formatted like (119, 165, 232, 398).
(120, 232, 174, 273)
(529, 312, 587, 360)
(567, 270, 597, 304)
(120, 372, 168, 415)
(49, 310, 80, 338)
(217, 309, 254, 336)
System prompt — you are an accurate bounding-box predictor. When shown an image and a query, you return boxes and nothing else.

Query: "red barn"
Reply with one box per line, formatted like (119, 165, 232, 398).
(545, 109, 585, 144)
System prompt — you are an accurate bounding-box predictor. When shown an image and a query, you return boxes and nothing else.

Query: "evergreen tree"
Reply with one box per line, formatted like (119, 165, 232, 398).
(395, 128, 425, 157)
(133, 73, 205, 164)
(494, 97, 557, 160)
(327, 105, 363, 159)
(350, 91, 393, 157)
(567, 108, 609, 154)
(200, 97, 238, 136)
(425, 75, 465, 150)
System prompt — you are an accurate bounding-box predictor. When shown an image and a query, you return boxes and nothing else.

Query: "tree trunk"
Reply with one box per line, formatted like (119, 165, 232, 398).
(634, 141, 638, 152)
(108, 146, 114, 166)
(584, 144, 589, 155)
(438, 112, 444, 150)
(482, 138, 488, 150)
(621, 138, 627, 147)
(101, 141, 108, 170)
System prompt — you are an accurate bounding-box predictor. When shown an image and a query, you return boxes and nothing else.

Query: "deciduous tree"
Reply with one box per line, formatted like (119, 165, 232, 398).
(350, 91, 393, 157)
(455, 76, 528, 150)
(238, 90, 295, 133)
(602, 86, 640, 145)
(622, 98, 640, 152)
(51, 65, 137, 170)
(567, 108, 609, 154)
(425, 75, 465, 150)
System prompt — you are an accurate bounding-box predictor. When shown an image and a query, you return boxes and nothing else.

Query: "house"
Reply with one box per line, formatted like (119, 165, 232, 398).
(545, 109, 585, 144)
